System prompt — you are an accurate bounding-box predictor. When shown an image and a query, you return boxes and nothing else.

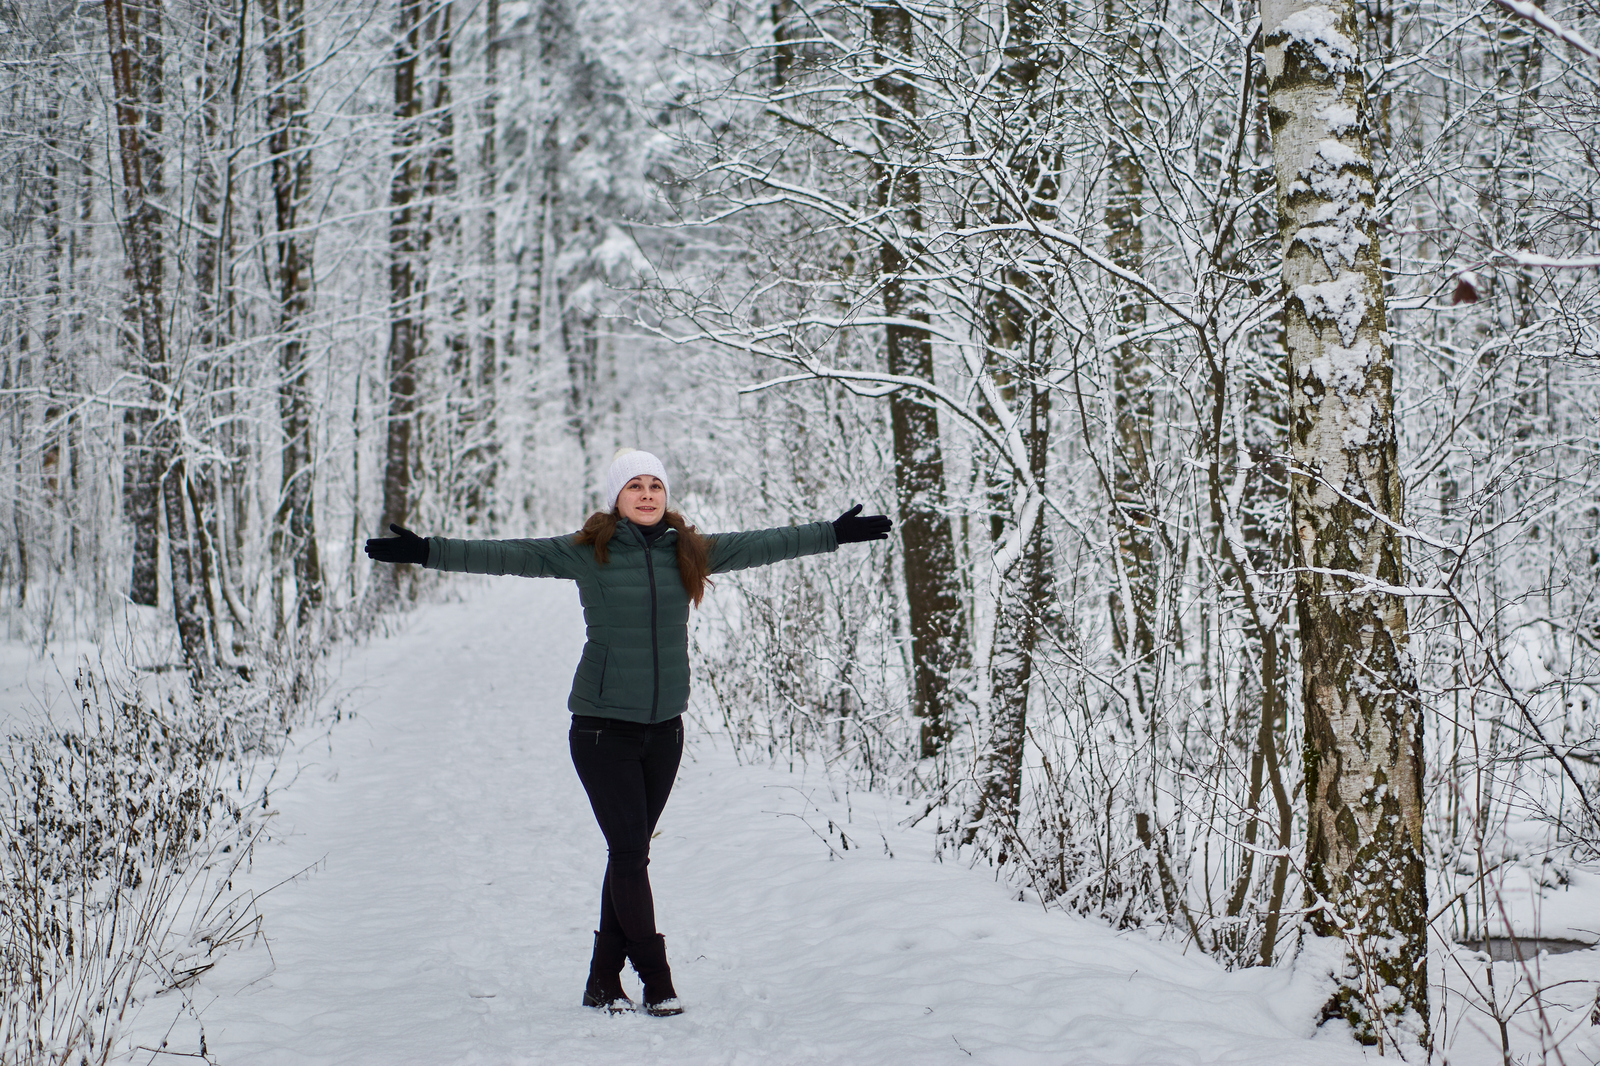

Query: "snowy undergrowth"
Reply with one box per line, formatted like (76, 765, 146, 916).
(0, 623, 327, 1064)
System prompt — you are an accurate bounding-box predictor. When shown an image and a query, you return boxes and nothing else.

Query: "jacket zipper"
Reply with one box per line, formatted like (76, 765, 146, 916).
(644, 531, 660, 722)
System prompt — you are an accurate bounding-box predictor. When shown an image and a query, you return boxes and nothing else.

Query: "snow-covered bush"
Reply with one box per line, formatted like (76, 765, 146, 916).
(0, 659, 308, 1063)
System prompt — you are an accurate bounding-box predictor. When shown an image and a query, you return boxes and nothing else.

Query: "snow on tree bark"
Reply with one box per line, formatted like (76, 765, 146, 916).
(466, 0, 502, 530)
(263, 0, 324, 631)
(106, 0, 208, 675)
(192, 0, 246, 652)
(1099, 0, 1179, 924)
(1261, 0, 1425, 1044)
(380, 0, 425, 578)
(963, 0, 1056, 851)
(108, 0, 164, 608)
(966, 374, 1049, 846)
(1104, 0, 1156, 725)
(425, 0, 475, 531)
(869, 2, 968, 760)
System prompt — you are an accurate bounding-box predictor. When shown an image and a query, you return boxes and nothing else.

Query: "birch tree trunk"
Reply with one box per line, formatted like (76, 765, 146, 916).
(7, 327, 30, 616)
(263, 0, 324, 632)
(869, 2, 968, 759)
(1261, 0, 1425, 1044)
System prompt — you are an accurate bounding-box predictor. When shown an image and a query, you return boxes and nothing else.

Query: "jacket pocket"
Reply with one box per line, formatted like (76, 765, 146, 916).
(576, 644, 608, 698)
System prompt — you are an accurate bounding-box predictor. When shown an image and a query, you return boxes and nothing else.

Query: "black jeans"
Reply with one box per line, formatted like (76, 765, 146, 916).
(568, 714, 684, 944)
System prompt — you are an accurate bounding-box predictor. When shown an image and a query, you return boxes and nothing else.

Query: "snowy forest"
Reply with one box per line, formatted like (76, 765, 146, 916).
(1, 0, 1598, 1056)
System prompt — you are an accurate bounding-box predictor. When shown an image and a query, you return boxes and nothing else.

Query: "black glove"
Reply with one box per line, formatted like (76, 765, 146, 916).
(365, 524, 429, 565)
(833, 504, 892, 544)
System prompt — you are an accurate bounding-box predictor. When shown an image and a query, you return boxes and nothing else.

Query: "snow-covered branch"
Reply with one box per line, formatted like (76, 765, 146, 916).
(1489, 0, 1600, 60)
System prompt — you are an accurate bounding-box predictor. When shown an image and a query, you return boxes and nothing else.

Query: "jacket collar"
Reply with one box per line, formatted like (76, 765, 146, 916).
(618, 517, 676, 548)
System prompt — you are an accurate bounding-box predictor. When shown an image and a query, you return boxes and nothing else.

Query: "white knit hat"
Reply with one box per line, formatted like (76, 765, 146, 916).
(605, 448, 670, 509)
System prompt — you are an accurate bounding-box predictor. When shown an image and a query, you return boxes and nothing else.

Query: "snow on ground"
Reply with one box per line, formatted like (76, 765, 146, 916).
(0, 629, 109, 730)
(0, 604, 186, 733)
(102, 577, 1595, 1065)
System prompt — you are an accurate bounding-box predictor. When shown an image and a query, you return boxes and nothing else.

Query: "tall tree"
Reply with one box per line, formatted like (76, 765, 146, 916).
(262, 0, 324, 632)
(962, 0, 1058, 852)
(111, 0, 164, 608)
(193, 0, 236, 352)
(465, 0, 502, 529)
(1262, 0, 1424, 1043)
(39, 63, 69, 596)
(379, 0, 426, 592)
(869, 1, 968, 758)
(425, 0, 474, 527)
(106, 0, 208, 673)
(191, 0, 248, 656)
(1103, 0, 1157, 731)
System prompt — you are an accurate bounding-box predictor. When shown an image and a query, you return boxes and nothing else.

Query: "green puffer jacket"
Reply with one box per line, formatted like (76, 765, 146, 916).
(426, 518, 838, 723)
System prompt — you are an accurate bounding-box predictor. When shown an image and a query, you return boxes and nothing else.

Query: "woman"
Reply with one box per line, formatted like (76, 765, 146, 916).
(365, 449, 891, 1017)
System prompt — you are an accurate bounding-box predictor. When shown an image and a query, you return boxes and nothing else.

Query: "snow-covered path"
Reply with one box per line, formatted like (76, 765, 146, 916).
(155, 578, 1373, 1065)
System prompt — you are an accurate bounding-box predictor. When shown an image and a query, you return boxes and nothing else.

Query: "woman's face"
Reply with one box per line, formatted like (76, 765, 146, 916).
(616, 475, 666, 526)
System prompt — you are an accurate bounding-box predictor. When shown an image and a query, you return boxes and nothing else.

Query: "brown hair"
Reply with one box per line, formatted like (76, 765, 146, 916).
(575, 508, 712, 606)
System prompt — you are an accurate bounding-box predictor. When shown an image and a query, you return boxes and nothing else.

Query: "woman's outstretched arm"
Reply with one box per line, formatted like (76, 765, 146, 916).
(365, 524, 587, 579)
(708, 505, 891, 575)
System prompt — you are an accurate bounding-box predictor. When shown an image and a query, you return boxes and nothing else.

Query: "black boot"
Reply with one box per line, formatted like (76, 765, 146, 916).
(582, 930, 634, 1013)
(626, 933, 684, 1017)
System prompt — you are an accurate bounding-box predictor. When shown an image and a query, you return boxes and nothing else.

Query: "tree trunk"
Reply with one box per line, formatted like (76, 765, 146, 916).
(162, 447, 211, 675)
(966, 379, 1050, 848)
(106, 0, 208, 675)
(771, 0, 796, 86)
(1099, 0, 1182, 930)
(379, 0, 425, 586)
(1262, 0, 1425, 1044)
(961, 0, 1056, 849)
(67, 93, 95, 576)
(536, 115, 593, 501)
(869, 2, 967, 759)
(1104, 0, 1157, 729)
(425, 0, 473, 527)
(263, 0, 323, 632)
(197, 0, 247, 651)
(194, 0, 236, 352)
(6, 334, 28, 614)
(41, 75, 69, 569)
(468, 0, 501, 529)
(109, 0, 164, 608)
